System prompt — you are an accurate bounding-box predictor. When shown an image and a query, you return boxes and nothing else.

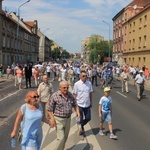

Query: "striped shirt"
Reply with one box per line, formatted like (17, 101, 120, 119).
(46, 91, 76, 118)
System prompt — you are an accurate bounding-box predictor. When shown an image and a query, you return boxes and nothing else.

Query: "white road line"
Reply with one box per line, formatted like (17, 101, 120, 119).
(41, 112, 77, 149)
(0, 89, 22, 102)
(116, 91, 127, 98)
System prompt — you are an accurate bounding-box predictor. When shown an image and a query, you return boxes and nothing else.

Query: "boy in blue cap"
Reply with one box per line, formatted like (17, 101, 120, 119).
(98, 87, 117, 139)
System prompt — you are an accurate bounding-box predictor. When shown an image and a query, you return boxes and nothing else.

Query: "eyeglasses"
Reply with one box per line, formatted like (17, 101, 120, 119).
(31, 95, 39, 99)
(63, 87, 69, 89)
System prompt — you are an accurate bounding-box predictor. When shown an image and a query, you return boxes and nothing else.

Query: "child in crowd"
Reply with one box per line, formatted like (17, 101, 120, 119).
(98, 87, 117, 139)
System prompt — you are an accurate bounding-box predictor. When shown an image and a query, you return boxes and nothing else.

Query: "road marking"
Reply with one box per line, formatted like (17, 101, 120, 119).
(116, 91, 127, 98)
(0, 89, 22, 102)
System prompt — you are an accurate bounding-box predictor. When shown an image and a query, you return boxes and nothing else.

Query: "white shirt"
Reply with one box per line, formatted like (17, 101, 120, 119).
(135, 74, 145, 84)
(46, 66, 51, 72)
(72, 79, 93, 107)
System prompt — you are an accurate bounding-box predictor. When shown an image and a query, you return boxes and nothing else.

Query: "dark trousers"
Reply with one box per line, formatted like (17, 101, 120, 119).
(92, 75, 98, 86)
(47, 72, 50, 78)
(26, 77, 31, 88)
(78, 106, 91, 133)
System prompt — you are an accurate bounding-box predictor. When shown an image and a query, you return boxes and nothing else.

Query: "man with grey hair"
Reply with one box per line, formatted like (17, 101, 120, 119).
(47, 81, 80, 150)
(37, 75, 54, 119)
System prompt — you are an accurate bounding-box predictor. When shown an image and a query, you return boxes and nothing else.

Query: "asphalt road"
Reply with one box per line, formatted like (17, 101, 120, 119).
(0, 78, 150, 150)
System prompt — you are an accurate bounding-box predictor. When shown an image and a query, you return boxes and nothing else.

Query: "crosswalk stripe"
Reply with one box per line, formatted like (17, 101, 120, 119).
(41, 112, 77, 149)
(84, 123, 102, 150)
(42, 122, 78, 150)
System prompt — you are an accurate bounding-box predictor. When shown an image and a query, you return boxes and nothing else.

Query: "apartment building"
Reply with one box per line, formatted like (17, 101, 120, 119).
(0, 0, 40, 69)
(38, 30, 51, 62)
(112, 0, 150, 69)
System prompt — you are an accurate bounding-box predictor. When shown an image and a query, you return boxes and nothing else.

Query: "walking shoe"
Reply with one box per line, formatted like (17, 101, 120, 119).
(79, 135, 84, 141)
(99, 130, 104, 136)
(110, 133, 117, 139)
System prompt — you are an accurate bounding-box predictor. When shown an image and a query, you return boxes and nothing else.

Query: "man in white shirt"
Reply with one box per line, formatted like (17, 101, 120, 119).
(46, 65, 51, 78)
(121, 69, 129, 93)
(72, 70, 93, 140)
(134, 70, 145, 101)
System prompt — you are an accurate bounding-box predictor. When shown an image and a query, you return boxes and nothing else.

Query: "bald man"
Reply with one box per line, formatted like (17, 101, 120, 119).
(37, 75, 54, 119)
(47, 81, 80, 150)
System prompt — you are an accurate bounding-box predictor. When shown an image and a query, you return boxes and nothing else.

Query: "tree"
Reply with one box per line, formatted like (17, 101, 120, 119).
(49, 40, 54, 59)
(87, 34, 112, 64)
(61, 50, 70, 59)
(51, 47, 61, 61)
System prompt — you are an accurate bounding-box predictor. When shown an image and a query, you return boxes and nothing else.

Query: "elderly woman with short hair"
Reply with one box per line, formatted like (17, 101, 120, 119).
(11, 91, 50, 150)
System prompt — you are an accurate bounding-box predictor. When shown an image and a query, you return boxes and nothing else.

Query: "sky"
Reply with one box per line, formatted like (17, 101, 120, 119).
(2, 0, 132, 53)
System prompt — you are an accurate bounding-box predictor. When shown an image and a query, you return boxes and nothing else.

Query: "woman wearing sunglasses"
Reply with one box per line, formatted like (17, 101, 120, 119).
(11, 91, 50, 150)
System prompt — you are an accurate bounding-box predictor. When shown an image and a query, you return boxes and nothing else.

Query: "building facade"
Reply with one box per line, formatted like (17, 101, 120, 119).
(38, 30, 51, 62)
(112, 0, 150, 70)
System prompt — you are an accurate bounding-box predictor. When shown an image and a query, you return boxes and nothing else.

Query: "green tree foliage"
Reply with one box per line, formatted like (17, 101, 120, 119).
(88, 34, 112, 64)
(51, 47, 61, 60)
(49, 40, 54, 58)
(61, 50, 70, 59)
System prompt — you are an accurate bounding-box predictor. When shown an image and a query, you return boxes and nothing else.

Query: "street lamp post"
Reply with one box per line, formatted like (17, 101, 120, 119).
(43, 28, 49, 34)
(16, 0, 30, 63)
(102, 20, 110, 62)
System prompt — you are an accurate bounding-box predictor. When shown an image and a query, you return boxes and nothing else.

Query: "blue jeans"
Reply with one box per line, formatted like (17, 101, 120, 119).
(78, 106, 91, 134)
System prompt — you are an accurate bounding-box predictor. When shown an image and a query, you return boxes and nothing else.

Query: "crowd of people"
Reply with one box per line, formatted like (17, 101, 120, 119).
(8, 60, 148, 150)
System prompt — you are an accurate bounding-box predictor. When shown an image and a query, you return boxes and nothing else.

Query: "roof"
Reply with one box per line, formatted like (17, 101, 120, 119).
(128, 0, 150, 7)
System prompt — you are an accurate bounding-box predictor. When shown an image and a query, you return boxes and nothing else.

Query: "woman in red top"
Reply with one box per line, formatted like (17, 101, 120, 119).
(16, 66, 23, 90)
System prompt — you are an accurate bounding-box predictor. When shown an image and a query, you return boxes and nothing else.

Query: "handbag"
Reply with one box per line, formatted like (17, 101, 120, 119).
(17, 104, 26, 143)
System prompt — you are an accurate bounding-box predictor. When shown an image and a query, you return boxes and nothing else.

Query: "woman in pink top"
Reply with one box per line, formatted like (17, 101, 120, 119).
(145, 67, 149, 79)
(16, 66, 23, 90)
(33, 66, 40, 87)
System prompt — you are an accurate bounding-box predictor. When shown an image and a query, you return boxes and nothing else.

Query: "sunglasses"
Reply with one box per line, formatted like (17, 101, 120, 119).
(82, 75, 87, 77)
(31, 95, 39, 99)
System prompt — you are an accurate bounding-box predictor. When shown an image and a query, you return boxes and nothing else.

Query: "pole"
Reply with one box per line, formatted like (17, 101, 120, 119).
(16, 0, 30, 63)
(102, 21, 110, 62)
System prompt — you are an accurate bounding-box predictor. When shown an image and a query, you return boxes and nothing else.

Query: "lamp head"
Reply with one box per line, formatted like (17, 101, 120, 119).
(27, 0, 30, 2)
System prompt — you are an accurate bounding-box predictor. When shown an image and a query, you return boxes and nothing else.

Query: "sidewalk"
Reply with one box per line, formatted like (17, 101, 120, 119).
(0, 74, 14, 83)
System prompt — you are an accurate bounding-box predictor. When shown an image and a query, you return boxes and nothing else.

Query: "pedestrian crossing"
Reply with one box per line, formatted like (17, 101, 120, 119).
(41, 112, 102, 150)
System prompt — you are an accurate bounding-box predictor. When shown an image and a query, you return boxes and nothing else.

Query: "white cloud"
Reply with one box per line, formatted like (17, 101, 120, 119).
(2, 0, 132, 53)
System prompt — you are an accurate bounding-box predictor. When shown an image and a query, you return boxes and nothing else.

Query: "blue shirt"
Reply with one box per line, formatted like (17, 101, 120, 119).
(99, 96, 112, 112)
(21, 104, 43, 150)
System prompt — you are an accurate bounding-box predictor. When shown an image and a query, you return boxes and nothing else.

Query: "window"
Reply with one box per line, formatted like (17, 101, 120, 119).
(7, 37, 10, 48)
(139, 37, 141, 48)
(132, 57, 134, 63)
(143, 57, 146, 64)
(138, 57, 141, 65)
(129, 40, 131, 50)
(139, 18, 142, 29)
(133, 22, 135, 32)
(132, 39, 135, 50)
(143, 35, 146, 48)
(144, 15, 147, 27)
(2, 36, 6, 47)
(124, 26, 127, 35)
(129, 24, 132, 33)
